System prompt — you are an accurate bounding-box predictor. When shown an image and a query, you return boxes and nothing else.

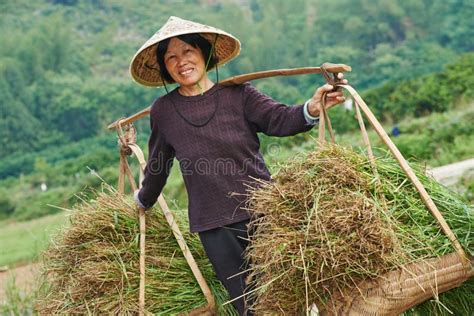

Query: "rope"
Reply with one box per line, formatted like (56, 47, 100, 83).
(169, 88, 219, 128)
(318, 90, 335, 144)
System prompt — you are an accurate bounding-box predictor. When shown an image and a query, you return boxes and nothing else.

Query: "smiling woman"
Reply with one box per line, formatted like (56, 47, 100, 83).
(129, 16, 347, 315)
(157, 34, 218, 96)
(164, 37, 209, 90)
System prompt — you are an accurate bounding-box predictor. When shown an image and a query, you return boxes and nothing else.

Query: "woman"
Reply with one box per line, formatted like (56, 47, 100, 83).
(131, 16, 346, 315)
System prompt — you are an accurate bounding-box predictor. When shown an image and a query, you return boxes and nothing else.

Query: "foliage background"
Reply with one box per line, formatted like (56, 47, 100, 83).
(0, 0, 473, 221)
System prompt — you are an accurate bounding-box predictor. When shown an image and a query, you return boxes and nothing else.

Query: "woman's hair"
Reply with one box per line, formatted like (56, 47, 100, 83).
(156, 33, 219, 83)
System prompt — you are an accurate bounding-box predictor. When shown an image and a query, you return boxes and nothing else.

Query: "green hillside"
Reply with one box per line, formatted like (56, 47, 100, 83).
(0, 0, 473, 222)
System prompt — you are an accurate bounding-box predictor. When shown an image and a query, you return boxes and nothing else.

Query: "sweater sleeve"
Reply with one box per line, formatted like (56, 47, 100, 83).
(242, 82, 314, 136)
(138, 109, 175, 209)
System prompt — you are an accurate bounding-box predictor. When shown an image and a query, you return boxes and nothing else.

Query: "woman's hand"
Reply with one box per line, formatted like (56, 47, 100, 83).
(307, 73, 348, 117)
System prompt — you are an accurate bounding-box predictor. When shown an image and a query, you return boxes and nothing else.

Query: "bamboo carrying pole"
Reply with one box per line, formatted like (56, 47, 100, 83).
(107, 63, 352, 130)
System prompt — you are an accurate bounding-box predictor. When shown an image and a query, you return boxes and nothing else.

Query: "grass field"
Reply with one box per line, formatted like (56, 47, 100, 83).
(0, 212, 68, 268)
(0, 212, 68, 314)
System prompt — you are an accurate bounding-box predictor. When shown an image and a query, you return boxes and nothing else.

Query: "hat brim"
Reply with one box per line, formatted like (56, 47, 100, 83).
(130, 29, 240, 87)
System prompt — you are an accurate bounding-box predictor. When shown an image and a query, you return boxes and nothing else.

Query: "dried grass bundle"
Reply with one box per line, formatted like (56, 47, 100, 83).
(245, 143, 473, 315)
(36, 186, 237, 315)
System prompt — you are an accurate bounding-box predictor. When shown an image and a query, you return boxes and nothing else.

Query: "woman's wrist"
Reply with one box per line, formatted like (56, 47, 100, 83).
(134, 189, 147, 210)
(305, 99, 320, 119)
(303, 100, 320, 125)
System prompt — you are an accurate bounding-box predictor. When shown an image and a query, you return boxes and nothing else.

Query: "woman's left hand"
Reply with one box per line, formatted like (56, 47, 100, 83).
(307, 73, 348, 117)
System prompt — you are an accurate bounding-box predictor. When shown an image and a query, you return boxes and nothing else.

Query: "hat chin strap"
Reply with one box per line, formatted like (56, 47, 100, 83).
(205, 33, 219, 86)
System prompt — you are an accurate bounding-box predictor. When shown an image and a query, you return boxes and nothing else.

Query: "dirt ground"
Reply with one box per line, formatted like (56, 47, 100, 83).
(0, 262, 41, 301)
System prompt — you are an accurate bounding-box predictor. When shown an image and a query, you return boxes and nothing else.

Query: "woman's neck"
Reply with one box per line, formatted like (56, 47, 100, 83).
(178, 78, 214, 96)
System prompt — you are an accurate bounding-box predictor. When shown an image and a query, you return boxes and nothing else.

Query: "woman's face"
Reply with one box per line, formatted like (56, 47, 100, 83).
(163, 37, 208, 88)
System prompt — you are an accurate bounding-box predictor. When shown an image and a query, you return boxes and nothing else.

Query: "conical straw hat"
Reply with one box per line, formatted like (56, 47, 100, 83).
(130, 16, 241, 87)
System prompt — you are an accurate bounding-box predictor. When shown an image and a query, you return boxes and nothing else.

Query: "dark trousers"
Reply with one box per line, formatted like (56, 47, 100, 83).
(199, 219, 253, 316)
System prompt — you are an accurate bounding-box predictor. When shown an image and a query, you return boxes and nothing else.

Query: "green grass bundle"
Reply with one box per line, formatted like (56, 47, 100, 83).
(36, 186, 237, 315)
(245, 143, 473, 315)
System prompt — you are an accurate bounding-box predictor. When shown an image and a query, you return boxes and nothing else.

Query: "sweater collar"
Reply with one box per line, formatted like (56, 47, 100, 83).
(169, 83, 221, 102)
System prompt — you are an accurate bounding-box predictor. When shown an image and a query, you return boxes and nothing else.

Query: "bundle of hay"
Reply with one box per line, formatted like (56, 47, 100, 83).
(246, 143, 473, 315)
(37, 186, 237, 315)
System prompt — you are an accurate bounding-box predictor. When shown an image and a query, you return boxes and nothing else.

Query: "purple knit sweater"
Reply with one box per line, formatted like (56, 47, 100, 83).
(138, 82, 313, 232)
